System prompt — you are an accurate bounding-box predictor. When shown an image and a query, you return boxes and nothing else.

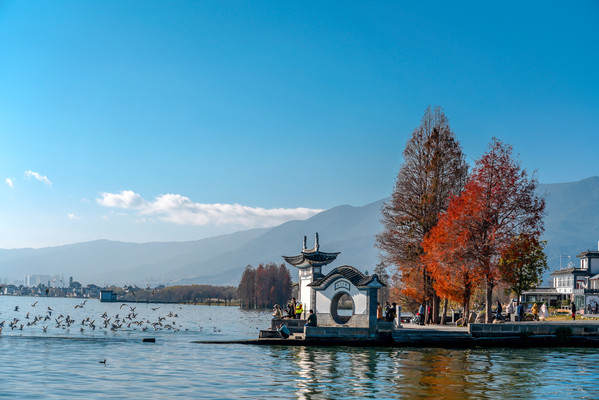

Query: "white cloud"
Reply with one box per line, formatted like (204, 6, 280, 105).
(5, 178, 14, 188)
(67, 213, 81, 220)
(24, 170, 52, 186)
(97, 190, 144, 209)
(97, 190, 323, 228)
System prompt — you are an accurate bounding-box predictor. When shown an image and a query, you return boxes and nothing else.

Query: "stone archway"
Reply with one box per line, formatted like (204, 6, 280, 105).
(331, 291, 355, 324)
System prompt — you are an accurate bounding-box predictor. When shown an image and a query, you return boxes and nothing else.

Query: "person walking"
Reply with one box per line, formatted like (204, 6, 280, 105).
(496, 301, 503, 320)
(571, 301, 577, 321)
(540, 303, 548, 320)
(426, 305, 433, 324)
(531, 303, 539, 321)
(418, 303, 425, 325)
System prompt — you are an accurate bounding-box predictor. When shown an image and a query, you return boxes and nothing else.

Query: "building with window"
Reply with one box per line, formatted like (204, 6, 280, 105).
(523, 243, 599, 310)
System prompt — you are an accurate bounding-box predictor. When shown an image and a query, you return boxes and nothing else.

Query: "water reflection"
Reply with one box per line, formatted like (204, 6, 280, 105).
(3, 296, 599, 399)
(270, 346, 599, 400)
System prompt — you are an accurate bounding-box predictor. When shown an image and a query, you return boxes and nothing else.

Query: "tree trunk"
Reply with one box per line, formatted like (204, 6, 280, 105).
(441, 298, 448, 325)
(433, 293, 440, 324)
(486, 281, 494, 323)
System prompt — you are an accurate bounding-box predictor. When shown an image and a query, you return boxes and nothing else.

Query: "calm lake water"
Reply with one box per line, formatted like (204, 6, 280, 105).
(1, 296, 598, 399)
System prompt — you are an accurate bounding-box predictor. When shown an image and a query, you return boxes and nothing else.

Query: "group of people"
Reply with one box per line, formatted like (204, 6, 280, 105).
(413, 303, 434, 325)
(586, 302, 599, 315)
(272, 297, 317, 338)
(376, 301, 398, 322)
(498, 301, 549, 322)
(272, 297, 305, 320)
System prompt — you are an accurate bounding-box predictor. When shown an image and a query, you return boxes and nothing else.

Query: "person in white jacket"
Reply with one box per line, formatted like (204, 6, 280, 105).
(506, 301, 514, 322)
(539, 303, 549, 320)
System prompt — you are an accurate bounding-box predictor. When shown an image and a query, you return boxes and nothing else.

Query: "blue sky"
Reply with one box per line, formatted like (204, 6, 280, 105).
(1, 1, 598, 248)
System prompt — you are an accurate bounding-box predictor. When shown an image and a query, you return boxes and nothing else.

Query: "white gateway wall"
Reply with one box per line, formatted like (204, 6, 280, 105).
(314, 279, 369, 327)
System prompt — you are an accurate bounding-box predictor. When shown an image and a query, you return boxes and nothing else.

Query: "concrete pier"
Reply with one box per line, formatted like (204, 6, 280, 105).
(194, 321, 599, 348)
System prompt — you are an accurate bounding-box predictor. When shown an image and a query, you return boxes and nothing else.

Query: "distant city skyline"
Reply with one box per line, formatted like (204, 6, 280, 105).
(1, 2, 598, 248)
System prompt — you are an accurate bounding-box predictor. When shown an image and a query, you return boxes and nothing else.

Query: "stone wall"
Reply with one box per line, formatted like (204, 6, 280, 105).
(316, 313, 369, 328)
(469, 322, 599, 338)
(305, 326, 375, 339)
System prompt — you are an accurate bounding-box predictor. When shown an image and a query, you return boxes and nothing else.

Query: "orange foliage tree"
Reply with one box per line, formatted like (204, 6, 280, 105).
(424, 139, 545, 323)
(423, 192, 480, 324)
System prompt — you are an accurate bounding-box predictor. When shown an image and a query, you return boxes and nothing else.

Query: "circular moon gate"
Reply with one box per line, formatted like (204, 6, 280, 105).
(331, 292, 355, 324)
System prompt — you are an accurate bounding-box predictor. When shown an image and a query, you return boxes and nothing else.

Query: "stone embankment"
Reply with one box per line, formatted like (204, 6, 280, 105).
(195, 321, 599, 348)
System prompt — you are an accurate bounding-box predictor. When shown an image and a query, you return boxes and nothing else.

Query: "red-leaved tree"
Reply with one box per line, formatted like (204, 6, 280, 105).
(423, 192, 480, 324)
(424, 139, 545, 323)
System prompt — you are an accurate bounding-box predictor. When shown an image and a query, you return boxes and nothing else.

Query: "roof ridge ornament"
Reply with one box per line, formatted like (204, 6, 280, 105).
(283, 233, 340, 268)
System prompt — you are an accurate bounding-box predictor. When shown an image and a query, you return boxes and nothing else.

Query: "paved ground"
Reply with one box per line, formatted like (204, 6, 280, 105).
(400, 323, 467, 332)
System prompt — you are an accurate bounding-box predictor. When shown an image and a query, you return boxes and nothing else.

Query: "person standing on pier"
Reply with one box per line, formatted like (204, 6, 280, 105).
(571, 301, 577, 321)
(418, 303, 425, 325)
(376, 303, 383, 320)
(506, 301, 514, 322)
(290, 298, 297, 319)
(295, 301, 303, 319)
(517, 303, 524, 322)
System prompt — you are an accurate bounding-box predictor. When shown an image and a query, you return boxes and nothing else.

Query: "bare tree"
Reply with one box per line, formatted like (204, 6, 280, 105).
(376, 106, 468, 323)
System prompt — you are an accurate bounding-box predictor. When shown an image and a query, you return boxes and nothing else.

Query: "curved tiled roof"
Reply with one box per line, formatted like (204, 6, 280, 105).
(308, 265, 385, 289)
(282, 251, 340, 268)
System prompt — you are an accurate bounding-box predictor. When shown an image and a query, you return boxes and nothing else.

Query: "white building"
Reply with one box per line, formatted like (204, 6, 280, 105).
(283, 233, 385, 329)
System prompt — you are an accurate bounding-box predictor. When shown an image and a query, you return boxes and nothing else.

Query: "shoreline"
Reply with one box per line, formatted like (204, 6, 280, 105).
(193, 321, 599, 349)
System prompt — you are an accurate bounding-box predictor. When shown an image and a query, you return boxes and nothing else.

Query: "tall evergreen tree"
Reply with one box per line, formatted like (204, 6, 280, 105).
(376, 106, 468, 322)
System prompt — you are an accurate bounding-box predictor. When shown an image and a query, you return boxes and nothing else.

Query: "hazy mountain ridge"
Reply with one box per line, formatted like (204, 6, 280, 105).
(0, 178, 597, 286)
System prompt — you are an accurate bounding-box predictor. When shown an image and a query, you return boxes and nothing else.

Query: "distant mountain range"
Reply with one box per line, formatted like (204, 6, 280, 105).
(1, 177, 598, 286)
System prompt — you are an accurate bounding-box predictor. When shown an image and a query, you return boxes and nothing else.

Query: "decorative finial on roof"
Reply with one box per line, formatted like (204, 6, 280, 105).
(315, 232, 320, 251)
(303, 236, 307, 251)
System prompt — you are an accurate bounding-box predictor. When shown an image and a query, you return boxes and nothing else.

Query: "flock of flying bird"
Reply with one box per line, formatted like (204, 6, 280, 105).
(0, 299, 223, 335)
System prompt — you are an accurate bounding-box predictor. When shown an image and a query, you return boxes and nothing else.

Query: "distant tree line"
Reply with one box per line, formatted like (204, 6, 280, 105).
(238, 263, 292, 309)
(115, 284, 238, 305)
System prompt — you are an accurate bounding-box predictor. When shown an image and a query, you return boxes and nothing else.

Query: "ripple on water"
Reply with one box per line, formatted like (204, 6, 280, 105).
(2, 296, 599, 399)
